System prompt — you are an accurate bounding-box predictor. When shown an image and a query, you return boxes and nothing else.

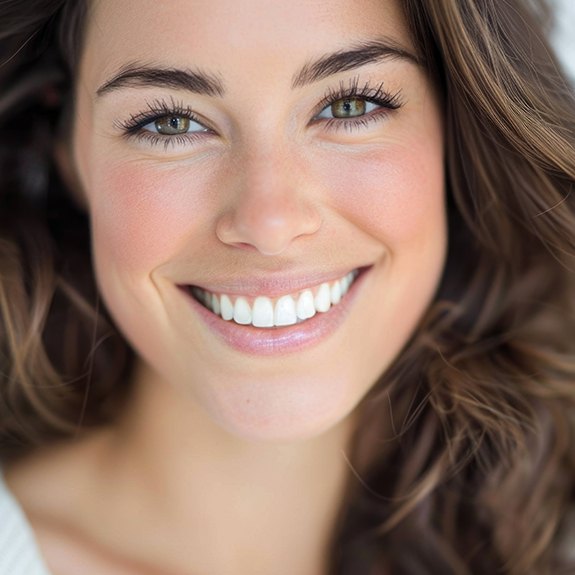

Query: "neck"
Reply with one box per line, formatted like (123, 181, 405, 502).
(100, 359, 355, 575)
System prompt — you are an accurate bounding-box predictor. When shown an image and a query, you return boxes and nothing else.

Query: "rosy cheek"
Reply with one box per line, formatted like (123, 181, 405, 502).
(324, 143, 445, 247)
(88, 163, 213, 273)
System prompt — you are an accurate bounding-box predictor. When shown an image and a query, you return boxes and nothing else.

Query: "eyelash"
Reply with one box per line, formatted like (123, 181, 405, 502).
(117, 78, 404, 149)
(313, 77, 403, 132)
(117, 97, 208, 151)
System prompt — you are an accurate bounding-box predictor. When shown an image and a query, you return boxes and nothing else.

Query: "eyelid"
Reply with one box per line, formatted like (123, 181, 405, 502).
(141, 116, 207, 134)
(126, 131, 210, 152)
(312, 76, 403, 119)
(308, 77, 403, 135)
(115, 77, 403, 150)
(116, 96, 212, 135)
(315, 100, 380, 120)
(114, 96, 219, 152)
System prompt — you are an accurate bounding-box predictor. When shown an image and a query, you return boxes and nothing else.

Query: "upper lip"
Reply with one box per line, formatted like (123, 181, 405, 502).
(178, 266, 370, 298)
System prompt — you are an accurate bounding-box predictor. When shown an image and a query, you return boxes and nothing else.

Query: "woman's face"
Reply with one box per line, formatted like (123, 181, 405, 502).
(72, 0, 446, 441)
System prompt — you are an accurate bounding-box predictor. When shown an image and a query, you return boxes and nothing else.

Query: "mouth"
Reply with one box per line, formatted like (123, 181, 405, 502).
(184, 269, 361, 329)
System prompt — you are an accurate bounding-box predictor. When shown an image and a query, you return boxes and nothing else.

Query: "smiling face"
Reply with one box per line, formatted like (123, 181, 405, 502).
(71, 0, 447, 441)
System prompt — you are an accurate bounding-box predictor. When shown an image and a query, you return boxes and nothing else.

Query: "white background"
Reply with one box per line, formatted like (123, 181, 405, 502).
(551, 0, 575, 81)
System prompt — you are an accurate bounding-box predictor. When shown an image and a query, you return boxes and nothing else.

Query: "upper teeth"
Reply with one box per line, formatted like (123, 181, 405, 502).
(192, 271, 358, 328)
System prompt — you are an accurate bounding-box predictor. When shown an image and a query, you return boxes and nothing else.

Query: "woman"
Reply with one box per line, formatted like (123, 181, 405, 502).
(0, 0, 573, 573)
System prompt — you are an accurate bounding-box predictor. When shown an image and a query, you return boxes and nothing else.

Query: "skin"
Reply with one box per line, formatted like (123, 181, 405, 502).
(6, 0, 446, 573)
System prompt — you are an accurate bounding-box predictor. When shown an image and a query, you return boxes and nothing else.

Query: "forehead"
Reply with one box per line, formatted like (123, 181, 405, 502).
(82, 0, 412, 84)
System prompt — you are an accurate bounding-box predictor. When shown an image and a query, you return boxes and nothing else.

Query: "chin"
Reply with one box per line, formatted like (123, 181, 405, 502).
(191, 369, 364, 443)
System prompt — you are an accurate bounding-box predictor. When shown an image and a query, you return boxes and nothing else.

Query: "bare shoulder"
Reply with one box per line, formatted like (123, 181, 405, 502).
(3, 431, 197, 575)
(3, 430, 113, 522)
(31, 518, 147, 575)
(2, 431, 151, 575)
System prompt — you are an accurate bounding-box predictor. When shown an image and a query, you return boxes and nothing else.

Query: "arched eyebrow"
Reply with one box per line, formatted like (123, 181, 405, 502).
(291, 39, 421, 88)
(95, 39, 420, 98)
(96, 63, 225, 97)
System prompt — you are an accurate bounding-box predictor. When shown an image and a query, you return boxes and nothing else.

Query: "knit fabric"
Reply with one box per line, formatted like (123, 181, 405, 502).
(0, 472, 52, 575)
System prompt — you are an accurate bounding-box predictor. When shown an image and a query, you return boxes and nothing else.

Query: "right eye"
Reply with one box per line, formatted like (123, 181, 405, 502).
(142, 115, 207, 135)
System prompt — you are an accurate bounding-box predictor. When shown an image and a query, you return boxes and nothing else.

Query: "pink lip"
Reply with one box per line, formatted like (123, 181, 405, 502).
(178, 267, 370, 356)
(188, 268, 366, 299)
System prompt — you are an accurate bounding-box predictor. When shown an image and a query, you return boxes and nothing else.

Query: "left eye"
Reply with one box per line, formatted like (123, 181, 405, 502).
(142, 115, 206, 135)
(316, 98, 379, 120)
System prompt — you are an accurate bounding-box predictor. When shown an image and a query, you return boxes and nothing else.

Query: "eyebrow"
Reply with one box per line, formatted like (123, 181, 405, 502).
(96, 64, 225, 97)
(291, 39, 421, 88)
(95, 39, 420, 98)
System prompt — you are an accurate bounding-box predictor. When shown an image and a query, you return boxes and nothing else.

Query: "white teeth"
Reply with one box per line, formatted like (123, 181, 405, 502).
(330, 281, 341, 305)
(220, 295, 234, 320)
(211, 294, 221, 316)
(296, 290, 316, 320)
(233, 297, 252, 325)
(252, 297, 274, 328)
(274, 295, 297, 326)
(341, 272, 353, 296)
(194, 270, 359, 328)
(314, 283, 331, 313)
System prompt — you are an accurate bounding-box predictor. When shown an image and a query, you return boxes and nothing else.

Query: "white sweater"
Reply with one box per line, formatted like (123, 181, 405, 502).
(0, 473, 51, 575)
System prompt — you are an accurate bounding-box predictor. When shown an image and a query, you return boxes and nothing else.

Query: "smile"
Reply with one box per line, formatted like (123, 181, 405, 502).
(189, 270, 359, 329)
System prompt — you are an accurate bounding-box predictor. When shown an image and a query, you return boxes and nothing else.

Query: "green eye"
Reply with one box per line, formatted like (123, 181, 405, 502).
(330, 98, 367, 118)
(316, 97, 379, 121)
(141, 114, 207, 135)
(152, 115, 191, 135)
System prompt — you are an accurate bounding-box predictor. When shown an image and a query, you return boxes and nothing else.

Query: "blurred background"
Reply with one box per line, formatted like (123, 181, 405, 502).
(551, 0, 575, 81)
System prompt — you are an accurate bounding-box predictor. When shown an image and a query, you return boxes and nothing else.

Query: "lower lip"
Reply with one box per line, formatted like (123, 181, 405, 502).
(178, 269, 369, 356)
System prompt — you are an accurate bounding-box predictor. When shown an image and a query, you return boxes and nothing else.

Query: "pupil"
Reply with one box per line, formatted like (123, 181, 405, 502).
(332, 98, 366, 118)
(156, 115, 190, 134)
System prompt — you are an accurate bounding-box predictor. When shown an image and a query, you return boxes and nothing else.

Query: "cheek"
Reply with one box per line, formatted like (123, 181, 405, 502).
(88, 162, 214, 274)
(324, 142, 445, 246)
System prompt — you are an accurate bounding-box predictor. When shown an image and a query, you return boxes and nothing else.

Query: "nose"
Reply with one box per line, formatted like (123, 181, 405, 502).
(215, 147, 322, 256)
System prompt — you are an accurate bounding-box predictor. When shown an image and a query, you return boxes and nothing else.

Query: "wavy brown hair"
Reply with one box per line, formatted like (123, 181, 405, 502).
(0, 1, 574, 574)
